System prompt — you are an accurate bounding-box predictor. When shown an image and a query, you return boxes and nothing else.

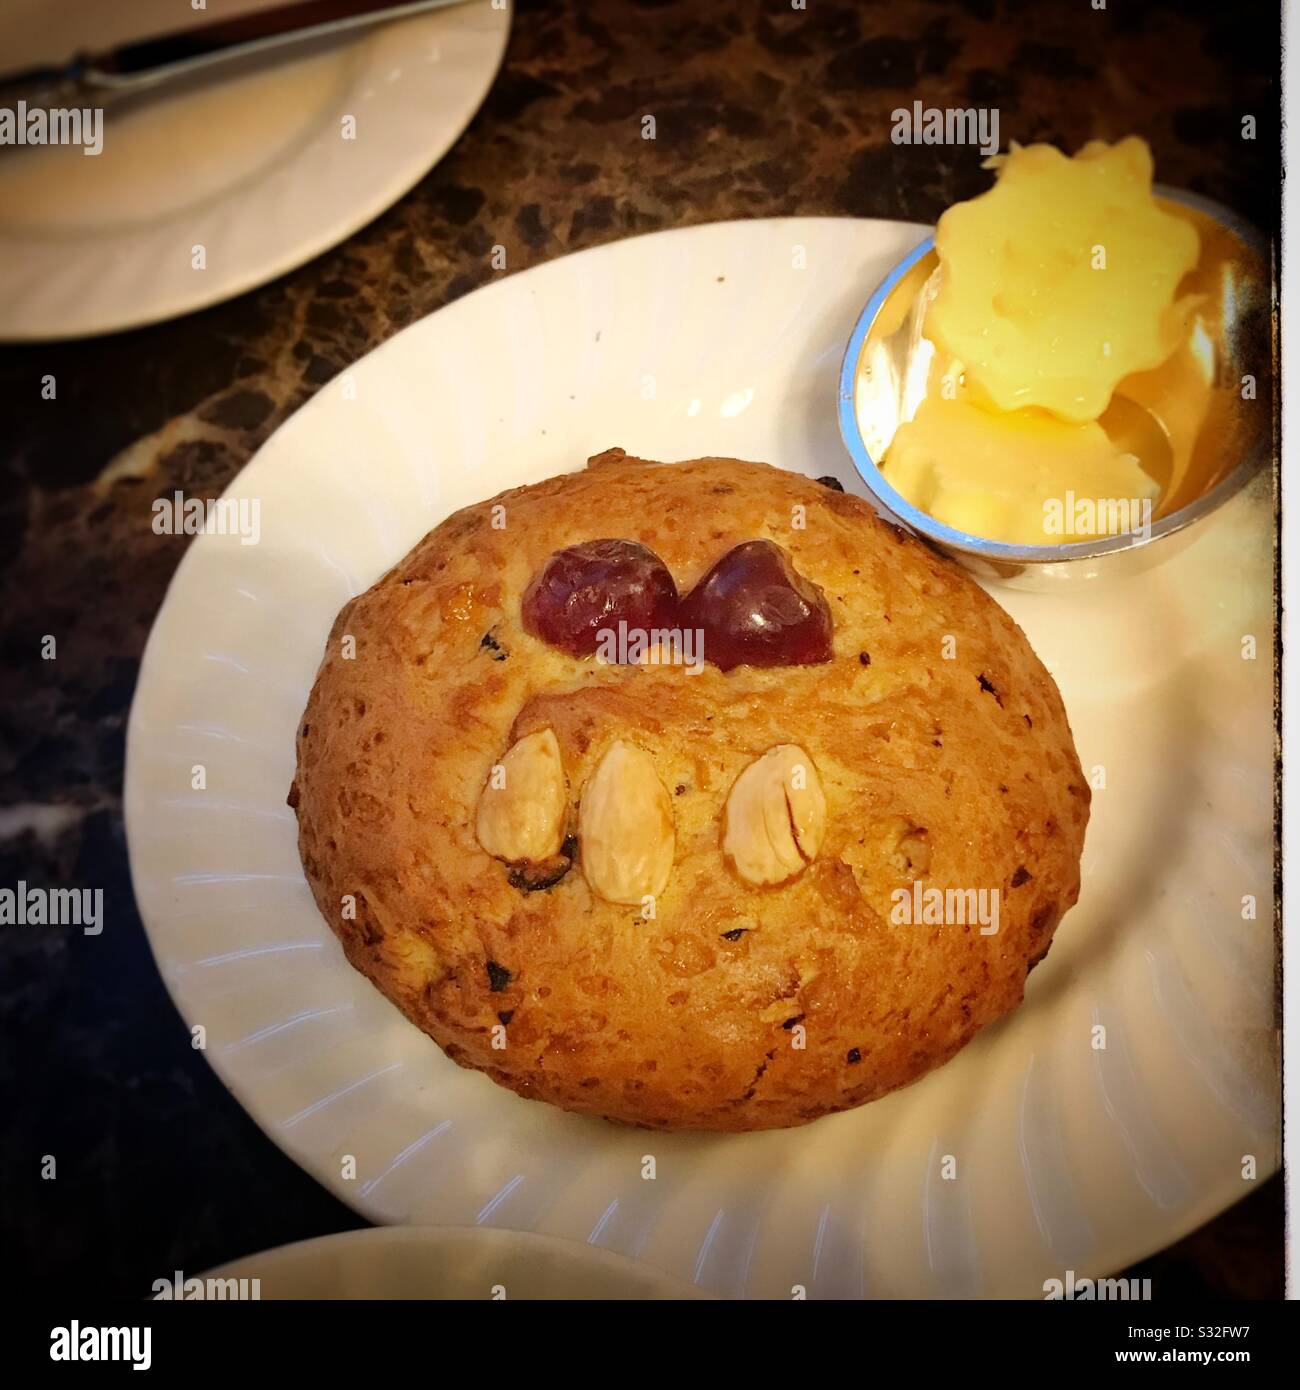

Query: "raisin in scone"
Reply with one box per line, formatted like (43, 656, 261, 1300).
(289, 450, 1089, 1131)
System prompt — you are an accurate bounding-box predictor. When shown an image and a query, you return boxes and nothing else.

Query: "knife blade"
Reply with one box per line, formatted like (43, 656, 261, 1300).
(0, 0, 476, 113)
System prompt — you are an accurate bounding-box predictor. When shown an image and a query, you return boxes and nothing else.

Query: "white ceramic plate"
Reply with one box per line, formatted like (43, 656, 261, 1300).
(0, 0, 509, 340)
(124, 217, 1279, 1300)
(196, 1225, 709, 1299)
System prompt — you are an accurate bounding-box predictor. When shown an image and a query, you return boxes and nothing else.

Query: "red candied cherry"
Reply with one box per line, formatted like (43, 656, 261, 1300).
(521, 539, 679, 660)
(679, 539, 833, 672)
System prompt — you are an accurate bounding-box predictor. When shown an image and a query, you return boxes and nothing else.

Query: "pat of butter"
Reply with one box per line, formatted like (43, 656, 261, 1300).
(882, 397, 1161, 545)
(927, 137, 1200, 423)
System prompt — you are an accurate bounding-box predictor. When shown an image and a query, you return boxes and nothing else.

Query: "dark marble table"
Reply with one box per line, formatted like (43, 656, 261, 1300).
(0, 0, 1281, 1298)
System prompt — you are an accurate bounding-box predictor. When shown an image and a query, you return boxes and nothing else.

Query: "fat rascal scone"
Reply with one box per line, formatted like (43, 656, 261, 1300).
(289, 450, 1089, 1130)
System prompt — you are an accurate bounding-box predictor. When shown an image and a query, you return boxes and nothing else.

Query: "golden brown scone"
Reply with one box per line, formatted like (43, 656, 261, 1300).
(290, 451, 1089, 1131)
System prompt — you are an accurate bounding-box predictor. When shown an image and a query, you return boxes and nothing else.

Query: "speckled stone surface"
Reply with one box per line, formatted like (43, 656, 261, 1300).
(0, 0, 1281, 1297)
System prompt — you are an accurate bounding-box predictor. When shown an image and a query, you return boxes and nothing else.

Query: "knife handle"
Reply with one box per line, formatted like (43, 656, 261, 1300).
(90, 0, 426, 78)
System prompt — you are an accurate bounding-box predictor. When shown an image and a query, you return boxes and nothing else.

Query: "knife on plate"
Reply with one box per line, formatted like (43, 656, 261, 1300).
(0, 0, 476, 113)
